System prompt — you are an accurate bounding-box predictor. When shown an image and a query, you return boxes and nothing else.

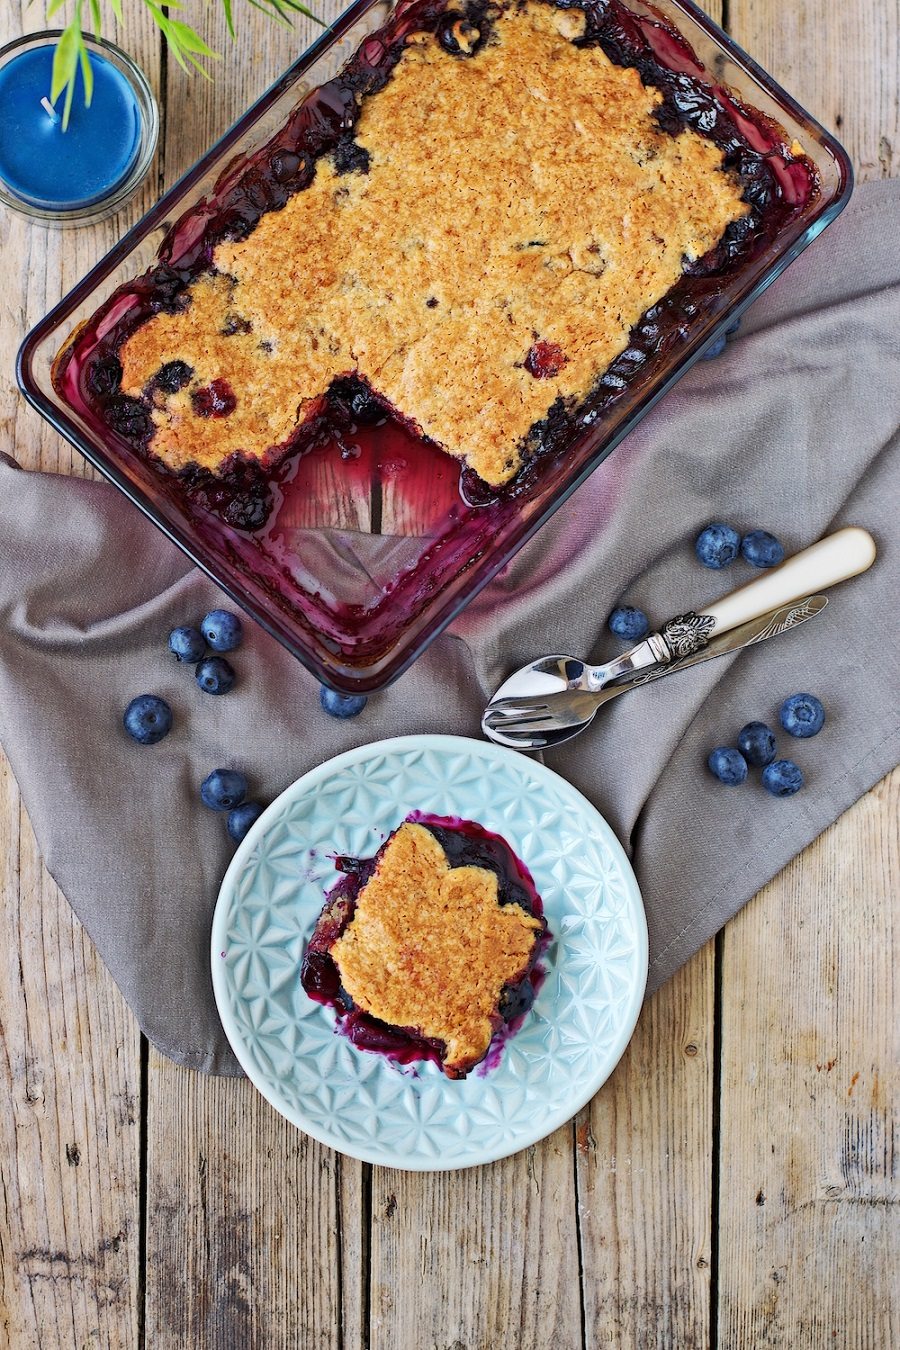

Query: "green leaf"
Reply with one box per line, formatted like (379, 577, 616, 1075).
(108, 0, 125, 21)
(50, 22, 80, 104)
(88, 0, 102, 33)
(166, 19, 220, 57)
(46, 0, 70, 19)
(222, 0, 235, 39)
(79, 43, 94, 105)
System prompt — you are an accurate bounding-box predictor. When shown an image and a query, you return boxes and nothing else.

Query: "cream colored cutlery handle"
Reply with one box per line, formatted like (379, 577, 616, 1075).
(703, 527, 876, 636)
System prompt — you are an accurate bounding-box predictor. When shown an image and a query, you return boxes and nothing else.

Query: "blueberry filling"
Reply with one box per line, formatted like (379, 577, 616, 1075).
(191, 378, 238, 418)
(524, 340, 568, 378)
(300, 812, 549, 1075)
(331, 136, 372, 175)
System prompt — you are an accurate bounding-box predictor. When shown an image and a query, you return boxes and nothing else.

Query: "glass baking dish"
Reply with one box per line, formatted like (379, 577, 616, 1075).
(17, 0, 851, 693)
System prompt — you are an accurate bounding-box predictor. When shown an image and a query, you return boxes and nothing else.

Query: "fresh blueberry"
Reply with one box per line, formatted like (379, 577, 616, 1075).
(707, 746, 748, 785)
(737, 721, 777, 767)
(319, 686, 367, 719)
(780, 692, 825, 738)
(201, 608, 244, 652)
(168, 625, 206, 663)
(699, 317, 740, 361)
(195, 656, 236, 695)
(201, 769, 249, 812)
(700, 333, 728, 361)
(741, 529, 785, 568)
(762, 759, 804, 797)
(608, 605, 650, 641)
(123, 694, 173, 746)
(695, 522, 741, 569)
(227, 800, 264, 841)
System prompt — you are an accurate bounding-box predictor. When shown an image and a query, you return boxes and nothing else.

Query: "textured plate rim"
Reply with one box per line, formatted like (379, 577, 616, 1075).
(211, 734, 649, 1170)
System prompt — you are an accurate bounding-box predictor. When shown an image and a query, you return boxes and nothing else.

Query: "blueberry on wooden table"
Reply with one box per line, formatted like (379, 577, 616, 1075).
(123, 695, 172, 745)
(780, 693, 825, 738)
(195, 656, 236, 695)
(320, 687, 367, 718)
(227, 801, 264, 842)
(168, 625, 206, 663)
(695, 522, 741, 568)
(707, 746, 748, 785)
(608, 605, 649, 641)
(737, 721, 777, 766)
(741, 529, 785, 568)
(762, 759, 804, 797)
(201, 609, 244, 652)
(201, 770, 249, 812)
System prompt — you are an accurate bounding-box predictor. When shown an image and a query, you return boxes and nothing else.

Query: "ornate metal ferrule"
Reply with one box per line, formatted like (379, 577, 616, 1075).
(660, 611, 717, 660)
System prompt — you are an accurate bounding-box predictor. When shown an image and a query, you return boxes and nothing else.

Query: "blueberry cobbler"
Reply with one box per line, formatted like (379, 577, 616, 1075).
(300, 814, 549, 1077)
(53, 0, 818, 529)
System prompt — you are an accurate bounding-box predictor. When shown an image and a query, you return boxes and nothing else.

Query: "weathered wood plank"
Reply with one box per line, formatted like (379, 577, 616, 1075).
(144, 1053, 353, 1348)
(717, 767, 899, 1347)
(142, 10, 365, 1348)
(576, 947, 715, 1350)
(717, 5, 898, 1345)
(0, 4, 160, 1346)
(728, 0, 899, 179)
(0, 763, 143, 1350)
(369, 1125, 583, 1350)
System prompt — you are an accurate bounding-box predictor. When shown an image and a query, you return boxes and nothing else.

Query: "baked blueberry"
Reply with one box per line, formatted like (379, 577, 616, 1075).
(741, 529, 785, 568)
(780, 692, 825, 738)
(707, 746, 748, 785)
(168, 625, 206, 663)
(201, 609, 243, 652)
(195, 656, 236, 695)
(87, 354, 123, 397)
(608, 605, 650, 641)
(762, 759, 804, 797)
(105, 395, 153, 445)
(153, 359, 193, 394)
(320, 687, 367, 718)
(201, 769, 248, 812)
(123, 694, 173, 745)
(227, 800, 264, 842)
(737, 720, 777, 766)
(695, 522, 740, 569)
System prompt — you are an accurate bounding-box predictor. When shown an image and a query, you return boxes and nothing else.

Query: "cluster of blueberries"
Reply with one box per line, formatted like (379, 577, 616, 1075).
(601, 522, 824, 799)
(708, 693, 825, 797)
(607, 523, 787, 644)
(122, 608, 264, 842)
(123, 606, 370, 841)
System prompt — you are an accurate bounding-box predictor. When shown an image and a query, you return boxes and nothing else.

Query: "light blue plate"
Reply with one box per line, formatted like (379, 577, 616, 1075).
(211, 735, 648, 1170)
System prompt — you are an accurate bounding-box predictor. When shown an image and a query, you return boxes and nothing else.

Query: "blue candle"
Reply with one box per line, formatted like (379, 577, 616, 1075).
(0, 45, 143, 211)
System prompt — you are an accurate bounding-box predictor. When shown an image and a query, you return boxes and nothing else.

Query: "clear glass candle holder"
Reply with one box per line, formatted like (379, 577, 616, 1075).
(0, 30, 159, 227)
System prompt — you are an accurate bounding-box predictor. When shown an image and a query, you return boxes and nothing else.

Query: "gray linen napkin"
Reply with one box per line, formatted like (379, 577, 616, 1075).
(1, 180, 898, 1075)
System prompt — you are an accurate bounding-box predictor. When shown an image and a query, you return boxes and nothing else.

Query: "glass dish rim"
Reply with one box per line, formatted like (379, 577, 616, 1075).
(16, 0, 854, 693)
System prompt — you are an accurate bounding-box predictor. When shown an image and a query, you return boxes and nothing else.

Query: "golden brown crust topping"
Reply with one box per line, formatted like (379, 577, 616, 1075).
(331, 822, 542, 1074)
(118, 2, 748, 484)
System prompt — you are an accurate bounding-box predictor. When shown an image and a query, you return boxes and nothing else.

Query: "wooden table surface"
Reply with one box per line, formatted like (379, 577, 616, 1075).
(1, 1, 897, 1345)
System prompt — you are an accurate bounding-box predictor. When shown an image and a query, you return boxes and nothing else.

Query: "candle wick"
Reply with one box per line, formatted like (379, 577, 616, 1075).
(41, 96, 59, 124)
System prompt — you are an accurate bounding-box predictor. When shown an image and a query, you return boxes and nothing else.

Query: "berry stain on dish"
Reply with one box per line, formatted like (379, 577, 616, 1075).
(300, 813, 551, 1078)
(49, 0, 823, 680)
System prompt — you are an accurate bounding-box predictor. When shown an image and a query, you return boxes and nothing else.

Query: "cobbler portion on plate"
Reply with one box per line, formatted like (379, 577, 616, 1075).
(54, 0, 817, 528)
(301, 813, 549, 1077)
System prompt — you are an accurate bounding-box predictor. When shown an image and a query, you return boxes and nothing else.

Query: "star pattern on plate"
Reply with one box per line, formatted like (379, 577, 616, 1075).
(211, 736, 647, 1169)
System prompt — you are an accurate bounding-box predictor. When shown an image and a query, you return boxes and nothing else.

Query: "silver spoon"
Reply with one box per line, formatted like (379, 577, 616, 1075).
(482, 526, 876, 751)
